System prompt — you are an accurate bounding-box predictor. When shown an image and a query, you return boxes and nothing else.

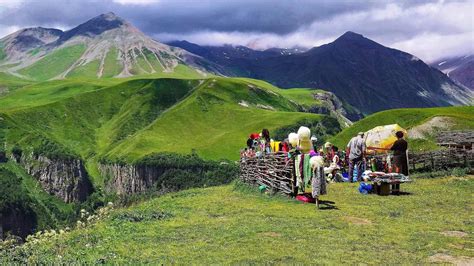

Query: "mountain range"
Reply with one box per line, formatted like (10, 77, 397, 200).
(431, 55, 474, 90)
(170, 33, 472, 114)
(0, 12, 472, 115)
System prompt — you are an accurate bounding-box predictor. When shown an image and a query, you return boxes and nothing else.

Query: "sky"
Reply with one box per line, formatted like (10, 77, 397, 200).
(0, 0, 472, 62)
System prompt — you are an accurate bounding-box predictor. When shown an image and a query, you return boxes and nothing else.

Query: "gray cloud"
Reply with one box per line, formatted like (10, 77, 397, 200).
(0, 0, 383, 33)
(0, 0, 472, 61)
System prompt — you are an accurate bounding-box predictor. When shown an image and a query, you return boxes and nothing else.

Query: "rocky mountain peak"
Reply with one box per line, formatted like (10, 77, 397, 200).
(0, 27, 63, 58)
(332, 31, 380, 48)
(56, 12, 131, 43)
(337, 31, 364, 40)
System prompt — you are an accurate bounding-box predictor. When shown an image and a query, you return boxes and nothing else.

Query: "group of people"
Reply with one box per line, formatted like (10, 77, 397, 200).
(241, 129, 290, 158)
(346, 130, 409, 182)
(241, 127, 409, 184)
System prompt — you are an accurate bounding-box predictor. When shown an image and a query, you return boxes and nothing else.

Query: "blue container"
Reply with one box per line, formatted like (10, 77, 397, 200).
(342, 172, 349, 182)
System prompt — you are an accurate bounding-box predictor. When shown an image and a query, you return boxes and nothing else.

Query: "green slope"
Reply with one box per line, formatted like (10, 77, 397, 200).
(67, 60, 101, 78)
(105, 78, 321, 161)
(330, 106, 474, 150)
(0, 77, 333, 186)
(0, 72, 31, 96)
(3, 177, 473, 264)
(19, 44, 86, 81)
(277, 87, 325, 107)
(102, 47, 123, 78)
(0, 79, 114, 111)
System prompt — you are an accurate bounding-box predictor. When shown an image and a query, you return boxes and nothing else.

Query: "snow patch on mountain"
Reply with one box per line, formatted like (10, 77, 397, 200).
(440, 82, 473, 105)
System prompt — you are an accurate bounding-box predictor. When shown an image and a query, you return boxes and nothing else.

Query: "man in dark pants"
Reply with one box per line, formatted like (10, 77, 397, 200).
(346, 132, 366, 182)
(391, 131, 408, 176)
(391, 131, 408, 195)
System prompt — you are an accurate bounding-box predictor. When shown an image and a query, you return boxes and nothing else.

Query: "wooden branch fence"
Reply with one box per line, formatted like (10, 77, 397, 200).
(240, 148, 473, 195)
(436, 131, 474, 149)
(240, 153, 294, 196)
(371, 149, 473, 172)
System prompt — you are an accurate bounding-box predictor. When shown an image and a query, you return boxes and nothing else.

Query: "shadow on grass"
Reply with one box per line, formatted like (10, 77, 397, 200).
(318, 200, 338, 210)
(392, 191, 412, 196)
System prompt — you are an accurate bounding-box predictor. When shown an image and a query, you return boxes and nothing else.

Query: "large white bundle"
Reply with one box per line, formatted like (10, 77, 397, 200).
(298, 126, 312, 153)
(288, 132, 299, 147)
(297, 126, 311, 139)
(310, 155, 325, 170)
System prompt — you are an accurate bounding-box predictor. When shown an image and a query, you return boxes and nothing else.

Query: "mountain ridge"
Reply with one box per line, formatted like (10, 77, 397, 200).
(0, 14, 472, 115)
(0, 12, 222, 80)
(170, 32, 473, 114)
(431, 55, 474, 90)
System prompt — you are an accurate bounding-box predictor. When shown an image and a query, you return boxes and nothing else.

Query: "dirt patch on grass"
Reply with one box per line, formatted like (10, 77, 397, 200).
(409, 116, 453, 139)
(428, 253, 474, 265)
(342, 216, 372, 225)
(441, 231, 468, 238)
(259, 232, 282, 237)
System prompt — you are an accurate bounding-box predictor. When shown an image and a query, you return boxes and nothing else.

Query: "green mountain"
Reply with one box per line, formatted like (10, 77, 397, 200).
(0, 13, 221, 81)
(0, 75, 348, 238)
(1, 77, 337, 163)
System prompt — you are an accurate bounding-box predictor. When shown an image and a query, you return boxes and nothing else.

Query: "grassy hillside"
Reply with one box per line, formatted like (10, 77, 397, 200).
(19, 45, 87, 81)
(67, 60, 101, 78)
(2, 176, 472, 264)
(330, 106, 474, 151)
(104, 78, 322, 161)
(277, 87, 325, 107)
(0, 72, 31, 96)
(0, 77, 336, 186)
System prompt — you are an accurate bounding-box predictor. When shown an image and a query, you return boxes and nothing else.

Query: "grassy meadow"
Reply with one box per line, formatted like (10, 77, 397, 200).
(2, 175, 472, 264)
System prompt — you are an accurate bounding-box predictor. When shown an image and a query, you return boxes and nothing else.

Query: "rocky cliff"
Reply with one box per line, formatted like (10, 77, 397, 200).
(99, 153, 238, 195)
(100, 163, 164, 195)
(303, 91, 363, 126)
(14, 153, 93, 203)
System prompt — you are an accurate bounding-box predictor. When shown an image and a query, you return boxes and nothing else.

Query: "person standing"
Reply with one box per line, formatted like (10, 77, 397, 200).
(261, 129, 271, 154)
(390, 131, 408, 176)
(346, 132, 366, 182)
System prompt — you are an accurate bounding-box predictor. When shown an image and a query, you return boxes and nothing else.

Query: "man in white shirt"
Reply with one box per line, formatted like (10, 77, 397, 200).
(346, 132, 366, 182)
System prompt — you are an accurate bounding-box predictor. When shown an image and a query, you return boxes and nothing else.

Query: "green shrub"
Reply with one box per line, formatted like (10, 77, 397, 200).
(33, 138, 77, 160)
(0, 169, 37, 239)
(451, 167, 468, 177)
(11, 145, 22, 159)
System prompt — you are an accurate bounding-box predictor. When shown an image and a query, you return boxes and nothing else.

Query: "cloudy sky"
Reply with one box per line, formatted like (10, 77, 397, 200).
(0, 0, 472, 62)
